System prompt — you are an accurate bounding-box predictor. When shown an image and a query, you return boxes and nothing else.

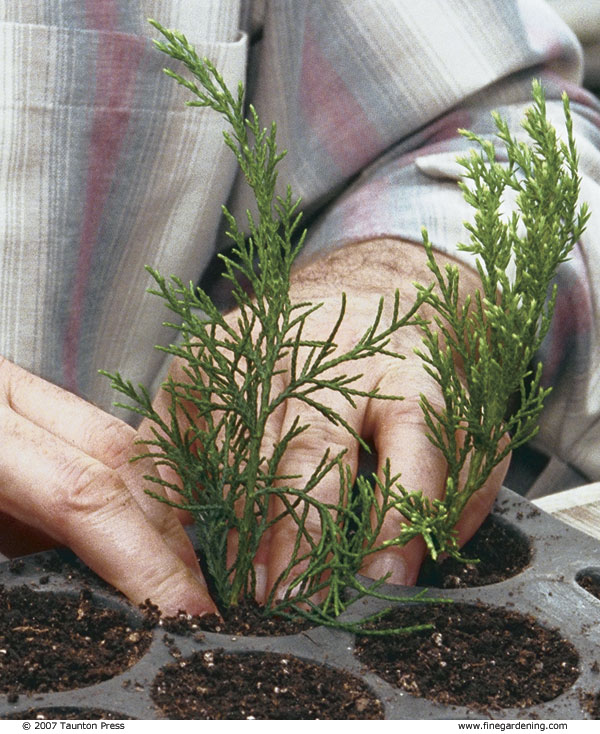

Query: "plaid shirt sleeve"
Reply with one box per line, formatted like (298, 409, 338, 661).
(0, 1, 247, 415)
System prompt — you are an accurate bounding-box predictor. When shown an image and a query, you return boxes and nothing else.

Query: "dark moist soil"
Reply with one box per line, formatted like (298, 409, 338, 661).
(0, 585, 152, 698)
(417, 515, 531, 588)
(0, 516, 553, 718)
(354, 602, 579, 711)
(577, 572, 600, 601)
(581, 691, 600, 719)
(160, 596, 312, 637)
(152, 649, 383, 719)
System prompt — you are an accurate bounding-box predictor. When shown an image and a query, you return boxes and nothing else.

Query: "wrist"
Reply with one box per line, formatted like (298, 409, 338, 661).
(290, 237, 481, 311)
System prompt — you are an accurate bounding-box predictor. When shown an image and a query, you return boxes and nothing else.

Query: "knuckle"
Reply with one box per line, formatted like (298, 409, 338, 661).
(288, 415, 353, 459)
(379, 393, 431, 430)
(0, 357, 26, 406)
(81, 417, 136, 471)
(51, 456, 125, 521)
(375, 364, 445, 421)
(145, 566, 191, 600)
(398, 394, 427, 420)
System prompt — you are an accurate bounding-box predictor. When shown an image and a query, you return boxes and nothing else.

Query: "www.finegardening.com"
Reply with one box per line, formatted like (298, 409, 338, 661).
(458, 723, 568, 731)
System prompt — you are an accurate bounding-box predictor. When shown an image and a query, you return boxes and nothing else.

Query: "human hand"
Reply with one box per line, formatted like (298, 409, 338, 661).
(0, 357, 216, 615)
(260, 238, 510, 593)
(150, 237, 510, 603)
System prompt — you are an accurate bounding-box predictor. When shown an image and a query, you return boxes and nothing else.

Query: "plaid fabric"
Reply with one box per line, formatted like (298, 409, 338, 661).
(0, 0, 246, 412)
(2, 0, 600, 478)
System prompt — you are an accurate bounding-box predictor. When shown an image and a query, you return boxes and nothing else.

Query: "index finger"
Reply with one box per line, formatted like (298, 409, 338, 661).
(0, 404, 216, 615)
(1, 358, 200, 575)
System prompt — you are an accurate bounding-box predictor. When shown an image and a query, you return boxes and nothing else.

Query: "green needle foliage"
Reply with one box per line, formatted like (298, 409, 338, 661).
(102, 20, 430, 628)
(102, 20, 587, 630)
(393, 81, 589, 561)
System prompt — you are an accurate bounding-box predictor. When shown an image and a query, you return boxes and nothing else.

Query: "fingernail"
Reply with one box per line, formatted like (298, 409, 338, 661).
(157, 580, 217, 617)
(254, 563, 267, 602)
(275, 580, 301, 602)
(185, 555, 206, 584)
(364, 552, 408, 586)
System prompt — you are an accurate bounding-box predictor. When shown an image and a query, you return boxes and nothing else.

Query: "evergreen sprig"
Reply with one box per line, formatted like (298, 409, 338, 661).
(395, 81, 589, 560)
(102, 20, 587, 632)
(102, 21, 429, 624)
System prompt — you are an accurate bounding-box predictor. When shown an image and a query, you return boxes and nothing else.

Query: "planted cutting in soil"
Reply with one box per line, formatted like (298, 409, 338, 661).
(0, 585, 152, 698)
(354, 602, 579, 711)
(152, 649, 383, 719)
(181, 515, 533, 638)
(2, 495, 594, 720)
(163, 597, 312, 637)
(417, 514, 532, 588)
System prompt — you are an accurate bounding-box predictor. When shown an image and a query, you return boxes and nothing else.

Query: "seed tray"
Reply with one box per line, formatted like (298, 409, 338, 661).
(1, 487, 599, 720)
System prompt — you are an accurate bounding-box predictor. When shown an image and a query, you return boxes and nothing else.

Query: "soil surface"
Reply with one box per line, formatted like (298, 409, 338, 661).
(0, 513, 572, 718)
(581, 691, 600, 719)
(577, 572, 600, 601)
(417, 515, 531, 588)
(0, 585, 152, 698)
(159, 596, 311, 637)
(152, 649, 383, 719)
(354, 602, 579, 711)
